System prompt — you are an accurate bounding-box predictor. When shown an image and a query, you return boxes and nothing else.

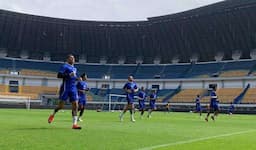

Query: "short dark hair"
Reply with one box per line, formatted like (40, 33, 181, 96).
(80, 73, 87, 78)
(67, 54, 74, 59)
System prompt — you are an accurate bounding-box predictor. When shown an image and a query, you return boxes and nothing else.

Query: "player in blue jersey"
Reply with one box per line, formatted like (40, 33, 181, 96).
(228, 102, 235, 115)
(48, 54, 82, 129)
(138, 86, 146, 118)
(205, 85, 219, 122)
(194, 95, 202, 116)
(148, 89, 157, 118)
(119, 75, 138, 122)
(77, 73, 89, 122)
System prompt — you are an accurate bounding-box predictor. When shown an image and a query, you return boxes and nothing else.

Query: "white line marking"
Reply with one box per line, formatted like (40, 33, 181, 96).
(139, 130, 256, 150)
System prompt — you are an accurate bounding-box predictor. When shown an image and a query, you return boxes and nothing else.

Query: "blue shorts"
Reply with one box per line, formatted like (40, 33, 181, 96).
(210, 104, 219, 111)
(196, 104, 202, 111)
(78, 94, 86, 106)
(78, 99, 86, 106)
(150, 102, 156, 110)
(59, 86, 78, 102)
(139, 100, 145, 110)
(127, 97, 134, 104)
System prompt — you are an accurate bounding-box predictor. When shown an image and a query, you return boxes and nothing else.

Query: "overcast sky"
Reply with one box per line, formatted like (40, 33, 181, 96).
(0, 0, 224, 21)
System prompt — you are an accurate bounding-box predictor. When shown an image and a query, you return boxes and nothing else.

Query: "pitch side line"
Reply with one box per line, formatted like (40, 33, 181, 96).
(139, 130, 256, 150)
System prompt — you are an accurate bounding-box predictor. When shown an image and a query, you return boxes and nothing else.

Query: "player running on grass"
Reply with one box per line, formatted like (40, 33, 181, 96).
(77, 73, 89, 122)
(48, 54, 82, 129)
(147, 89, 157, 118)
(138, 86, 146, 118)
(119, 75, 138, 122)
(195, 95, 202, 116)
(205, 85, 219, 122)
(228, 102, 235, 115)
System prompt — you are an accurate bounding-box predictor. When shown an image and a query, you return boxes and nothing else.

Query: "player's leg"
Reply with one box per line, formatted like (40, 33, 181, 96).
(70, 91, 81, 129)
(147, 109, 152, 118)
(141, 108, 145, 117)
(48, 101, 65, 123)
(139, 101, 144, 117)
(148, 104, 153, 118)
(78, 103, 85, 122)
(199, 106, 202, 116)
(71, 101, 81, 129)
(148, 103, 152, 118)
(119, 104, 128, 121)
(205, 107, 212, 122)
(48, 90, 68, 124)
(210, 105, 218, 121)
(130, 103, 136, 122)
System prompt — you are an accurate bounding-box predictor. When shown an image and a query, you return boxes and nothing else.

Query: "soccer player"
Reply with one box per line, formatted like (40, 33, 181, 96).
(48, 54, 82, 129)
(119, 75, 138, 122)
(148, 89, 157, 118)
(165, 102, 171, 113)
(205, 85, 219, 122)
(138, 86, 146, 118)
(228, 102, 235, 115)
(77, 73, 89, 122)
(195, 95, 202, 116)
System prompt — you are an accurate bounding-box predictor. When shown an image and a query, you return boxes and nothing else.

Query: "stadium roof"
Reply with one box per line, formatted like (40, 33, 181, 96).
(0, 0, 224, 21)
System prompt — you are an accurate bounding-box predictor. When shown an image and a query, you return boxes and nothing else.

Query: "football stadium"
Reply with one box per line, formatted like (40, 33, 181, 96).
(1, 0, 256, 149)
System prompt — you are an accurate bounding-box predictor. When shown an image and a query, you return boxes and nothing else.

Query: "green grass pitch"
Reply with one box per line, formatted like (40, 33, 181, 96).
(0, 109, 256, 150)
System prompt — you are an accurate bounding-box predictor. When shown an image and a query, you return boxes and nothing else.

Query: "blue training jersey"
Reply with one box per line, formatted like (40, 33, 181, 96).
(150, 93, 157, 102)
(196, 97, 200, 105)
(77, 81, 88, 100)
(138, 91, 146, 101)
(229, 104, 235, 111)
(59, 63, 78, 91)
(210, 91, 218, 105)
(123, 81, 138, 100)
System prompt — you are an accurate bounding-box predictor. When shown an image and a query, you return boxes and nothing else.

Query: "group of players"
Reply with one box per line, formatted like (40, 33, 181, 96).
(47, 54, 235, 129)
(194, 85, 235, 122)
(119, 76, 159, 122)
(193, 85, 220, 122)
(47, 54, 161, 129)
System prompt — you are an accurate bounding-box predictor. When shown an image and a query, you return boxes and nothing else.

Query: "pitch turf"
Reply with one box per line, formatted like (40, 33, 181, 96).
(0, 109, 255, 150)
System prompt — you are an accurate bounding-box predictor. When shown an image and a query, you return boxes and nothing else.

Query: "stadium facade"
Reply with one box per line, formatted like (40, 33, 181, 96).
(0, 0, 256, 64)
(1, 0, 256, 113)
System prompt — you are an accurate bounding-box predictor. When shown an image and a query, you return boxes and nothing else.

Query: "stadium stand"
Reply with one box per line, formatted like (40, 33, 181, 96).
(185, 63, 223, 78)
(219, 60, 256, 77)
(135, 65, 164, 79)
(0, 84, 7, 92)
(21, 86, 58, 95)
(170, 88, 243, 104)
(19, 69, 56, 77)
(109, 65, 136, 79)
(0, 69, 9, 74)
(170, 89, 206, 103)
(241, 88, 256, 104)
(0, 92, 38, 100)
(216, 88, 243, 103)
(219, 70, 249, 77)
(1, 57, 256, 79)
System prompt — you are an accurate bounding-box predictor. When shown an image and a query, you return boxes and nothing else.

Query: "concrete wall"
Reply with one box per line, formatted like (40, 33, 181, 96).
(0, 74, 255, 90)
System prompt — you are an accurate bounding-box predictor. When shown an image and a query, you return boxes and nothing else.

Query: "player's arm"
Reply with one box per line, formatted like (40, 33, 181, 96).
(85, 84, 90, 91)
(123, 84, 132, 93)
(57, 65, 69, 79)
(78, 89, 86, 94)
(137, 94, 143, 100)
(133, 84, 139, 93)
